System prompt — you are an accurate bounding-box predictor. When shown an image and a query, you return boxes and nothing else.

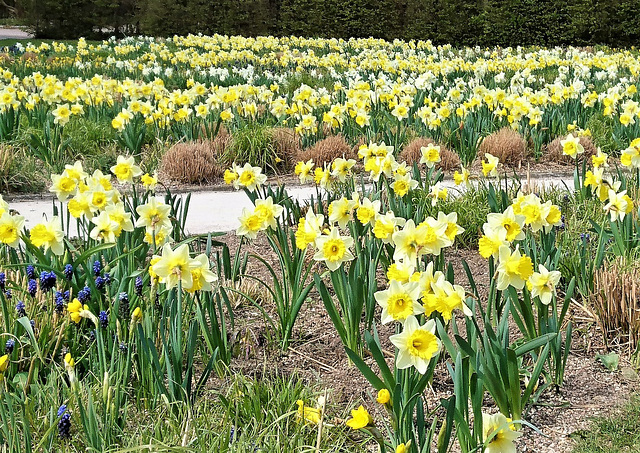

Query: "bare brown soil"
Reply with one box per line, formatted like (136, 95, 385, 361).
(209, 232, 637, 453)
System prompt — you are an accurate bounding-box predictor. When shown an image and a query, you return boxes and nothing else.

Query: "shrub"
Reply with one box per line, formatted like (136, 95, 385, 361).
(224, 124, 279, 173)
(297, 134, 356, 168)
(477, 127, 528, 166)
(159, 137, 227, 184)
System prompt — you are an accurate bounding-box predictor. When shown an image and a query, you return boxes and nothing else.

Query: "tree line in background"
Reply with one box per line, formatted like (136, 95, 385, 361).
(6, 0, 640, 47)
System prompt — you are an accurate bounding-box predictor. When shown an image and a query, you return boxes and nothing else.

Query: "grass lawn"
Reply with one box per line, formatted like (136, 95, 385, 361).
(572, 395, 640, 452)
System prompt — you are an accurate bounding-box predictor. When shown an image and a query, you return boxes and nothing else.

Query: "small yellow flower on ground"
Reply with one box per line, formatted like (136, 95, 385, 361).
(346, 405, 373, 429)
(296, 399, 322, 425)
(376, 388, 390, 405)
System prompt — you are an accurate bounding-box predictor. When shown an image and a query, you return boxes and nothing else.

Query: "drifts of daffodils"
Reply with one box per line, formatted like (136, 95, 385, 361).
(3, 35, 640, 164)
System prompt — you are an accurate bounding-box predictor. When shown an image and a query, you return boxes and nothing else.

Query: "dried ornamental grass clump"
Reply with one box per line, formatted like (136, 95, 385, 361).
(399, 138, 460, 171)
(477, 127, 528, 166)
(272, 127, 302, 169)
(159, 137, 227, 184)
(593, 260, 640, 350)
(297, 134, 356, 168)
(399, 137, 431, 165)
(546, 134, 597, 164)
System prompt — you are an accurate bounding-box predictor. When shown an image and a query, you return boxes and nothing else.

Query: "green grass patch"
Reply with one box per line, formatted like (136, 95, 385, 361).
(572, 394, 640, 452)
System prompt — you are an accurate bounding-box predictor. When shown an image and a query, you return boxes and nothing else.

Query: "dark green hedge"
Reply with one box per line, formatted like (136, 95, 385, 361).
(15, 0, 640, 47)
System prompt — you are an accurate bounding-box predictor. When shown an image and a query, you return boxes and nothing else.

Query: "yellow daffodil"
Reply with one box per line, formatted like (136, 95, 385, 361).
(296, 398, 324, 425)
(234, 163, 267, 192)
(236, 207, 266, 240)
(487, 207, 525, 242)
(0, 354, 9, 373)
(453, 165, 471, 187)
(330, 157, 356, 182)
(313, 227, 354, 272)
(89, 211, 120, 243)
(253, 196, 284, 230)
(389, 316, 441, 374)
(373, 211, 405, 244)
(110, 155, 143, 183)
(482, 153, 500, 178)
(423, 279, 472, 320)
(141, 172, 158, 191)
(187, 254, 217, 292)
(345, 405, 373, 429)
(224, 168, 238, 185)
(0, 212, 24, 248)
(52, 103, 72, 126)
(328, 197, 356, 229)
(376, 389, 391, 405)
(375, 280, 424, 324)
(560, 133, 584, 159)
(496, 245, 534, 291)
(604, 189, 630, 222)
(392, 173, 418, 198)
(356, 197, 381, 226)
(151, 243, 194, 290)
(30, 216, 65, 255)
(49, 173, 77, 202)
(419, 143, 441, 168)
(482, 413, 521, 453)
(295, 210, 324, 250)
(294, 159, 315, 184)
(136, 198, 172, 232)
(527, 264, 561, 305)
(67, 298, 98, 325)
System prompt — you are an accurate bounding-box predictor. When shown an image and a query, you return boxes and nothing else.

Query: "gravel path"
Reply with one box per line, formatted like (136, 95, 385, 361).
(0, 27, 32, 40)
(6, 176, 572, 236)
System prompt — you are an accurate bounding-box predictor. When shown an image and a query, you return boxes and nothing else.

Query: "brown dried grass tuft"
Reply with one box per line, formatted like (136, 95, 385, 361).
(272, 127, 302, 169)
(545, 135, 597, 164)
(592, 259, 640, 350)
(297, 135, 356, 168)
(21, 52, 37, 62)
(477, 127, 528, 166)
(159, 135, 229, 184)
(398, 138, 460, 171)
